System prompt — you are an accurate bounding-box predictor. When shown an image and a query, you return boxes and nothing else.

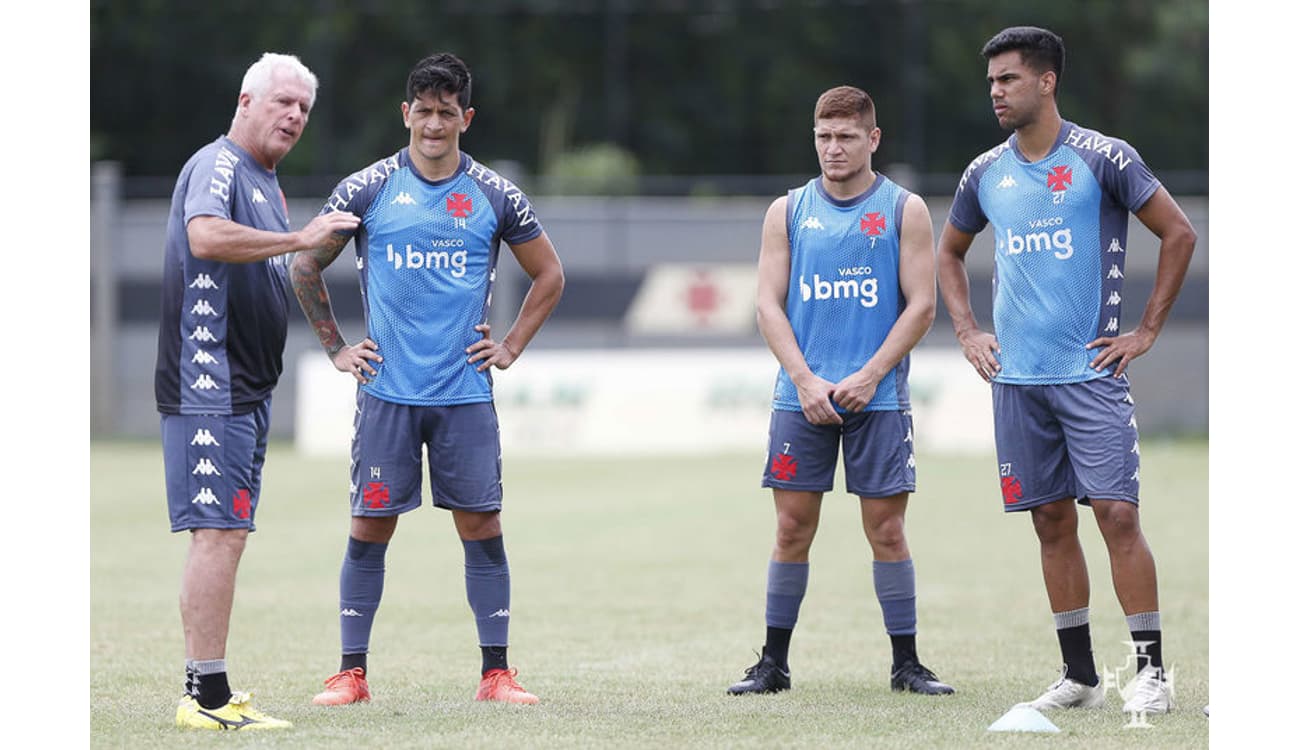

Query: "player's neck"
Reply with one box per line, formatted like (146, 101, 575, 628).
(225, 129, 277, 171)
(820, 167, 877, 202)
(1014, 110, 1063, 163)
(408, 149, 462, 182)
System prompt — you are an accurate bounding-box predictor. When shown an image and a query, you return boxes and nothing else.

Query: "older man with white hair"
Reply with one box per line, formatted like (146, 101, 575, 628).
(154, 52, 359, 731)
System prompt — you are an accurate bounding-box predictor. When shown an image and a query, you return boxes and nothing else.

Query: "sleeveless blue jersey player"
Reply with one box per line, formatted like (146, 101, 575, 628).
(774, 174, 911, 412)
(155, 136, 293, 417)
(321, 149, 543, 406)
(948, 121, 1160, 385)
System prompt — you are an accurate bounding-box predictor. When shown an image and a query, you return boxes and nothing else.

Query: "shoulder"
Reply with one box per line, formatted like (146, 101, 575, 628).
(337, 151, 404, 189)
(959, 140, 1012, 184)
(461, 154, 528, 199)
(1058, 122, 1145, 171)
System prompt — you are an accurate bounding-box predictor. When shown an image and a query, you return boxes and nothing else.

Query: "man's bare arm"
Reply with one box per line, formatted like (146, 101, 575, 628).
(188, 211, 358, 263)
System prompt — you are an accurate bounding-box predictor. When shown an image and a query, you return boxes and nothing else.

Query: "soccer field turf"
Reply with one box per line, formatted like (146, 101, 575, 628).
(90, 439, 1208, 748)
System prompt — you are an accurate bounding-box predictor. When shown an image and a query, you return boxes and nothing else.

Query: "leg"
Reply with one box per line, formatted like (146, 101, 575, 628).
(1091, 498, 1166, 689)
(766, 489, 821, 661)
(1030, 498, 1100, 689)
(181, 528, 248, 662)
(312, 514, 397, 707)
(861, 493, 953, 695)
(1030, 498, 1090, 613)
(860, 493, 914, 651)
(455, 509, 537, 704)
(1089, 499, 1158, 616)
(453, 509, 510, 661)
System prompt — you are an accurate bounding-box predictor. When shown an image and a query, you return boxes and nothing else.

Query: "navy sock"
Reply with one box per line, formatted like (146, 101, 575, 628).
(340, 536, 387, 660)
(764, 561, 808, 668)
(340, 653, 367, 674)
(482, 645, 509, 674)
(192, 659, 231, 709)
(1054, 608, 1099, 686)
(1127, 611, 1163, 673)
(463, 536, 511, 650)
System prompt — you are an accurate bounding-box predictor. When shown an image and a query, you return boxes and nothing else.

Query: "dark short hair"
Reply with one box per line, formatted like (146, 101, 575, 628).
(406, 52, 472, 110)
(981, 26, 1064, 78)
(814, 86, 876, 128)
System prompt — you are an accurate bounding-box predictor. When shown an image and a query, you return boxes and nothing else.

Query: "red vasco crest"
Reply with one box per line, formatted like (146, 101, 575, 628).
(860, 212, 886, 236)
(1047, 166, 1073, 192)
(1000, 475, 1023, 505)
(447, 193, 473, 218)
(363, 482, 391, 509)
(770, 453, 798, 481)
(232, 489, 252, 519)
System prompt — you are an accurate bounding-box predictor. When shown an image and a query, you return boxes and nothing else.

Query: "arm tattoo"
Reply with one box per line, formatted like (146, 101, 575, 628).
(290, 233, 352, 357)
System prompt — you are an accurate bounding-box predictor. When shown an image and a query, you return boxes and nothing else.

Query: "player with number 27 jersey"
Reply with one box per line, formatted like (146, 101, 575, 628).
(947, 121, 1160, 384)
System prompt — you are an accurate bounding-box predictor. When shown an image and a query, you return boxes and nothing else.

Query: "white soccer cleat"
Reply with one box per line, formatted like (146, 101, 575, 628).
(1121, 666, 1174, 714)
(1020, 668, 1105, 710)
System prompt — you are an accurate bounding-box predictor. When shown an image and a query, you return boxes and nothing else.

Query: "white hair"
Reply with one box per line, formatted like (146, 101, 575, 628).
(239, 52, 319, 109)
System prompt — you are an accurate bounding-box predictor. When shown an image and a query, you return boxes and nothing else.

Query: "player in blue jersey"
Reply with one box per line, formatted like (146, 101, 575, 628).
(936, 27, 1197, 714)
(290, 52, 564, 707)
(727, 86, 953, 697)
(155, 52, 361, 731)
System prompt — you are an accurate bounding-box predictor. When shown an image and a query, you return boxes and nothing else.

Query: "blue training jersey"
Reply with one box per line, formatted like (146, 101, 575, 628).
(948, 120, 1161, 384)
(773, 174, 911, 412)
(321, 150, 544, 406)
(155, 136, 293, 416)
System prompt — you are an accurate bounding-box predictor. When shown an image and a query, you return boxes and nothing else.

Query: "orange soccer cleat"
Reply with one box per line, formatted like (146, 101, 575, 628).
(475, 668, 539, 704)
(312, 667, 371, 706)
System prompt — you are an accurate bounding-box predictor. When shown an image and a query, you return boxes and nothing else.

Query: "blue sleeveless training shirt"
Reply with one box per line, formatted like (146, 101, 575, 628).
(773, 174, 911, 413)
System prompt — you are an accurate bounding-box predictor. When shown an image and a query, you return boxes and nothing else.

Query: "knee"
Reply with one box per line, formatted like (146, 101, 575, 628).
(774, 513, 816, 553)
(1031, 503, 1078, 546)
(865, 515, 906, 553)
(1094, 502, 1142, 542)
(192, 527, 248, 554)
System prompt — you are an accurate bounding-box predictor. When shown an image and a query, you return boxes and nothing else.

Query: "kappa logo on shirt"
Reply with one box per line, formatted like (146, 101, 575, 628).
(190, 374, 220, 391)
(391, 191, 416, 206)
(800, 216, 825, 230)
(997, 175, 1018, 189)
(252, 188, 268, 204)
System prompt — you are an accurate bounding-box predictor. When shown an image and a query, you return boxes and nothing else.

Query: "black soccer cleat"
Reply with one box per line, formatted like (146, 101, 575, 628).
(727, 650, 791, 695)
(890, 660, 955, 695)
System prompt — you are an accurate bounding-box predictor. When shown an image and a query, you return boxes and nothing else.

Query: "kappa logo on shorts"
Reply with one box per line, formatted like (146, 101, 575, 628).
(770, 453, 798, 481)
(362, 481, 391, 509)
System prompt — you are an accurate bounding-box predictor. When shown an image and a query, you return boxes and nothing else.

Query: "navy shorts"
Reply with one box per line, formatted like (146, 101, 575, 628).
(350, 390, 503, 516)
(761, 408, 916, 497)
(992, 377, 1140, 512)
(161, 399, 271, 532)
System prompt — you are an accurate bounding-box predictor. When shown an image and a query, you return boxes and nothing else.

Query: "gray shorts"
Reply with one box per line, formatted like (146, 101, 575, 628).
(161, 399, 271, 532)
(992, 377, 1140, 512)
(761, 408, 916, 497)
(350, 390, 503, 516)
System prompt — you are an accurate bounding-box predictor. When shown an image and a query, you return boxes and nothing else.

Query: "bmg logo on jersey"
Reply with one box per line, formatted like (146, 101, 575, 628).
(799, 271, 879, 308)
(1000, 222, 1075, 260)
(385, 241, 468, 277)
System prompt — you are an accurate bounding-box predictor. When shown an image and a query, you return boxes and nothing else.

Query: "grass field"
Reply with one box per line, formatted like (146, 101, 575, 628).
(90, 438, 1208, 748)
